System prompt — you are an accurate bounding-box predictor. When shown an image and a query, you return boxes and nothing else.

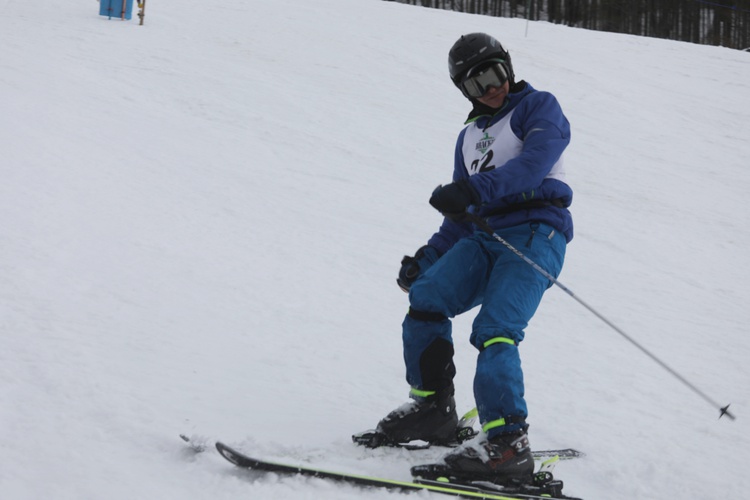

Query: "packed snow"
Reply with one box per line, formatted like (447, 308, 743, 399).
(1, 0, 749, 499)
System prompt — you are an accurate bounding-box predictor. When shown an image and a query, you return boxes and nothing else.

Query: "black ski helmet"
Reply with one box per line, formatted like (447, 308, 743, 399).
(448, 33, 514, 87)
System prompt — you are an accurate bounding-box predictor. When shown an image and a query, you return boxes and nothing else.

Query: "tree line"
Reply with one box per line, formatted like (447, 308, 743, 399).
(387, 0, 750, 50)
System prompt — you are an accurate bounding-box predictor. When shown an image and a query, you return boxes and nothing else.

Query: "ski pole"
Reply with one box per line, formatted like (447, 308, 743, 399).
(465, 212, 736, 421)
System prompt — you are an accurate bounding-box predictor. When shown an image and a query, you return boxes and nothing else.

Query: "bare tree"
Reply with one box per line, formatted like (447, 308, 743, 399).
(386, 0, 750, 49)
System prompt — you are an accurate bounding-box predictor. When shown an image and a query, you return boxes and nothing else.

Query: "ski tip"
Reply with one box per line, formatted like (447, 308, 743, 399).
(215, 442, 241, 464)
(216, 441, 244, 457)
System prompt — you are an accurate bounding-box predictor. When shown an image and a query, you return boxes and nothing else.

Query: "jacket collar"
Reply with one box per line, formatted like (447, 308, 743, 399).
(465, 81, 531, 126)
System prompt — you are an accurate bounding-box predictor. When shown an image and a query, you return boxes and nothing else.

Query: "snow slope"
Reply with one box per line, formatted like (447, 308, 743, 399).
(1, 0, 749, 499)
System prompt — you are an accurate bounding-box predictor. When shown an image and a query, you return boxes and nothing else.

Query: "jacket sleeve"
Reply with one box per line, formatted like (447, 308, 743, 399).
(468, 91, 570, 202)
(426, 127, 474, 254)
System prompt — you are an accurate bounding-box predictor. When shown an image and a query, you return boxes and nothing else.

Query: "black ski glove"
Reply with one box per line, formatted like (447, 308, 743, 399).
(397, 245, 440, 292)
(429, 179, 481, 220)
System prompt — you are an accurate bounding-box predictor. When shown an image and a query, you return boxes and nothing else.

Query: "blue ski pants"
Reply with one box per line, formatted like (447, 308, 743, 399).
(403, 222, 566, 437)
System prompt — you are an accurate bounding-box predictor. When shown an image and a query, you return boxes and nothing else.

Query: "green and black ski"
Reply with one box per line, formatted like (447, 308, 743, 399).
(215, 441, 582, 500)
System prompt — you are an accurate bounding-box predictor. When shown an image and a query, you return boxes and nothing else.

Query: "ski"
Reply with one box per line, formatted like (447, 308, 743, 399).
(352, 430, 584, 460)
(412, 455, 580, 500)
(352, 408, 583, 461)
(215, 441, 581, 500)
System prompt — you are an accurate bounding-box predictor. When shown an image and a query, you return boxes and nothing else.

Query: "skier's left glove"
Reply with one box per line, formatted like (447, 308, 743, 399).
(429, 179, 480, 220)
(397, 245, 441, 293)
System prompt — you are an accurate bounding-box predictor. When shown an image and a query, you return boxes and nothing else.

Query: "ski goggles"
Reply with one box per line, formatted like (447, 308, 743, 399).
(459, 61, 509, 98)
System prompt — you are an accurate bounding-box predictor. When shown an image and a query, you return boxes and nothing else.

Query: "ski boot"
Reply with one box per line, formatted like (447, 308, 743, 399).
(411, 430, 534, 485)
(354, 385, 458, 448)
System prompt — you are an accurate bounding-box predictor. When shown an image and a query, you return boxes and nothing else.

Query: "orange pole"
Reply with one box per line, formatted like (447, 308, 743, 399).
(138, 0, 146, 25)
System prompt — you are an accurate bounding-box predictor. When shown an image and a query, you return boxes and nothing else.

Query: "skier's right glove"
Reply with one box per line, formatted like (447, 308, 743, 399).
(397, 245, 440, 293)
(429, 179, 481, 221)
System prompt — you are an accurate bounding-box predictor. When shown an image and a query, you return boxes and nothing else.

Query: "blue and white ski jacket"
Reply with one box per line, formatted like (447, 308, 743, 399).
(428, 81, 573, 255)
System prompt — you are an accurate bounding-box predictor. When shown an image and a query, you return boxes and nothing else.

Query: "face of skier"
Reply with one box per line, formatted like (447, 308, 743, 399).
(458, 61, 510, 109)
(476, 80, 509, 109)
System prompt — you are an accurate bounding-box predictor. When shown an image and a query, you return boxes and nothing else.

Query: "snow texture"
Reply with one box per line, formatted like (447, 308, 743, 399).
(1, 0, 749, 499)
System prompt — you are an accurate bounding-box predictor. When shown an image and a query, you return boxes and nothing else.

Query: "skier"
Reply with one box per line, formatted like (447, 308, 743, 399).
(373, 33, 573, 483)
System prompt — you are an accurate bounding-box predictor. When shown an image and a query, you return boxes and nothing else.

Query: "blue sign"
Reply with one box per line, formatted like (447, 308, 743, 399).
(99, 0, 134, 20)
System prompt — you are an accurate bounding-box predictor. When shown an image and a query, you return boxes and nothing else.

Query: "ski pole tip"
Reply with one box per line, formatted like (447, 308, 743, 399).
(719, 404, 736, 420)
